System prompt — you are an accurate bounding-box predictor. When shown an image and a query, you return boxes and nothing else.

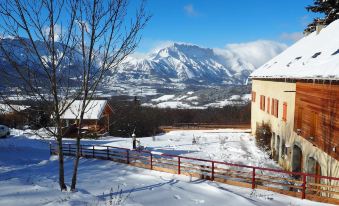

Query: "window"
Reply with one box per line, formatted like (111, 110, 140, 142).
(312, 52, 321, 58)
(271, 99, 275, 116)
(251, 91, 256, 102)
(282, 102, 287, 122)
(281, 138, 286, 157)
(267, 97, 270, 114)
(332, 49, 339, 56)
(271, 98, 279, 118)
(275, 100, 279, 118)
(260, 95, 265, 111)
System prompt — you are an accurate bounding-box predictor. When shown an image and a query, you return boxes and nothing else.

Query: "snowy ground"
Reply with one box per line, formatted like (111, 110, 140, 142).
(0, 129, 334, 206)
(97, 129, 279, 169)
(142, 93, 250, 109)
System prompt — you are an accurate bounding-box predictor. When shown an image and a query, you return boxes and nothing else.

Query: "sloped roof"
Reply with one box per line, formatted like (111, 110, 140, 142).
(0, 103, 30, 114)
(250, 20, 339, 80)
(61, 100, 109, 120)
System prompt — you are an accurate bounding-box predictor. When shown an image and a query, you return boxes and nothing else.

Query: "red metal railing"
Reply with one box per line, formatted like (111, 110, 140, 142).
(50, 142, 339, 204)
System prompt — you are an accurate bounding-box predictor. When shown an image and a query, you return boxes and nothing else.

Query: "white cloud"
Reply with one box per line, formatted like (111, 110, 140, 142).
(279, 32, 303, 42)
(184, 4, 198, 16)
(222, 40, 288, 68)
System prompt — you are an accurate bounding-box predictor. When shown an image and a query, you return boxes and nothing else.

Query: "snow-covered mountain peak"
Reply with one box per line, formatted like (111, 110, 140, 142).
(153, 43, 215, 61)
(107, 42, 264, 89)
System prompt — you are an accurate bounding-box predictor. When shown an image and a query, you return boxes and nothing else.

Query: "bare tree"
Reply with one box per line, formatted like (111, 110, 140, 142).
(0, 0, 81, 191)
(0, 0, 149, 191)
(69, 0, 150, 191)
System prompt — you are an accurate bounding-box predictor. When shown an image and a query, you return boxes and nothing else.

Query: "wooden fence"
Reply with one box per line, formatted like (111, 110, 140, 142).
(50, 143, 339, 205)
(160, 123, 251, 132)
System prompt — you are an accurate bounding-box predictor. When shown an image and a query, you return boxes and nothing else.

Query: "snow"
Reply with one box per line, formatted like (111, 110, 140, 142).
(251, 20, 339, 80)
(0, 103, 30, 114)
(151, 95, 175, 102)
(60, 100, 109, 120)
(99, 129, 280, 168)
(154, 101, 204, 109)
(185, 96, 198, 101)
(0, 129, 334, 205)
(241, 94, 251, 101)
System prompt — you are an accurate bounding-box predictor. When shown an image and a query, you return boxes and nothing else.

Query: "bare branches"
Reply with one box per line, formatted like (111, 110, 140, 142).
(0, 0, 150, 191)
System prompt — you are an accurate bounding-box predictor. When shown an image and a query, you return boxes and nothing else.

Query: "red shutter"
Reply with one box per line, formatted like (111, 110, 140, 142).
(283, 102, 287, 121)
(260, 95, 266, 111)
(252, 91, 256, 102)
(263, 96, 265, 111)
(275, 100, 279, 118)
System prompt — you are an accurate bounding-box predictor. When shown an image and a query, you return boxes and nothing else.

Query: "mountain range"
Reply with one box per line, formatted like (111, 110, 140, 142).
(103, 41, 286, 95)
(0, 38, 286, 106)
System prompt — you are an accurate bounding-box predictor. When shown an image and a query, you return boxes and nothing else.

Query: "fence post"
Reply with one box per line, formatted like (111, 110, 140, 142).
(106, 146, 109, 160)
(252, 168, 256, 189)
(68, 144, 71, 155)
(302, 174, 306, 199)
(92, 145, 95, 158)
(150, 153, 153, 170)
(211, 161, 215, 180)
(80, 145, 82, 157)
(126, 149, 130, 164)
(178, 157, 181, 174)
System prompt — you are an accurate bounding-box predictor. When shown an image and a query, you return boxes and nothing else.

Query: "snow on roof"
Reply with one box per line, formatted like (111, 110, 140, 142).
(61, 100, 109, 120)
(0, 103, 30, 114)
(250, 20, 339, 80)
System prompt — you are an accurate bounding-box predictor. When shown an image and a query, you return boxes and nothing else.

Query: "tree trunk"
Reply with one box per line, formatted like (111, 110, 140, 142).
(71, 109, 85, 191)
(57, 136, 67, 191)
(70, 136, 81, 191)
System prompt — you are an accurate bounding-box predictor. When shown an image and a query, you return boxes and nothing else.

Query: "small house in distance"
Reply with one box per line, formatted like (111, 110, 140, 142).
(250, 19, 339, 181)
(61, 100, 113, 136)
(0, 103, 30, 128)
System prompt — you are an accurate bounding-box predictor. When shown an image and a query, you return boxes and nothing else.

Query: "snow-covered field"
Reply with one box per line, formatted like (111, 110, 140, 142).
(142, 93, 250, 109)
(96, 129, 279, 169)
(0, 129, 333, 206)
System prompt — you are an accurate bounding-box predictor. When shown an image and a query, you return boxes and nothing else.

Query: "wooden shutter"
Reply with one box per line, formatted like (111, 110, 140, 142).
(252, 92, 256, 102)
(275, 99, 279, 118)
(262, 95, 265, 111)
(267, 97, 270, 114)
(260, 95, 265, 111)
(282, 102, 287, 122)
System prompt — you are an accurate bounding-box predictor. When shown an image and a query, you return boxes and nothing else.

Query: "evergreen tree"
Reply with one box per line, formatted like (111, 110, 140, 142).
(305, 0, 339, 33)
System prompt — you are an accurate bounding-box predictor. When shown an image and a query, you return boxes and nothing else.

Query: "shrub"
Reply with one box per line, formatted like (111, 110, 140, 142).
(255, 122, 272, 152)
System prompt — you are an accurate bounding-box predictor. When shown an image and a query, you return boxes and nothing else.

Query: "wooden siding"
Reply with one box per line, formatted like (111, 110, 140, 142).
(294, 82, 339, 160)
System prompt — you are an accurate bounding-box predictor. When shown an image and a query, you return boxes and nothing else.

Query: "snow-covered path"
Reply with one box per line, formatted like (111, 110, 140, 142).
(0, 131, 334, 206)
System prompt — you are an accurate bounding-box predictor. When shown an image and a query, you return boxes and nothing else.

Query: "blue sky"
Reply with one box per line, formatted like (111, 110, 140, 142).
(136, 0, 319, 53)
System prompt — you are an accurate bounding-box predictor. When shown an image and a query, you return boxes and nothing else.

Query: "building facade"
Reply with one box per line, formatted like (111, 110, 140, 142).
(251, 80, 338, 180)
(250, 20, 339, 181)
